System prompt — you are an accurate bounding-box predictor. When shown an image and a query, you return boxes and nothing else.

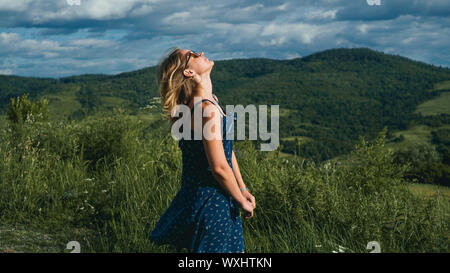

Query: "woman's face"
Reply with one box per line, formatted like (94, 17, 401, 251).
(181, 49, 214, 77)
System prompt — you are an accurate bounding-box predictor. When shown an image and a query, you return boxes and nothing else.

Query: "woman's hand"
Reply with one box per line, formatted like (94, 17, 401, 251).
(242, 190, 256, 209)
(239, 199, 254, 219)
(239, 190, 255, 219)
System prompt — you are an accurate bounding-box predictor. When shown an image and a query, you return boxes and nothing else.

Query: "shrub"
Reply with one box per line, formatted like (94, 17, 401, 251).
(6, 93, 49, 125)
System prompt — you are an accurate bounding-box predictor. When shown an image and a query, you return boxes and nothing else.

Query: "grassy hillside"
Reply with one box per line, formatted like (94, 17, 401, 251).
(0, 112, 448, 253)
(415, 91, 450, 116)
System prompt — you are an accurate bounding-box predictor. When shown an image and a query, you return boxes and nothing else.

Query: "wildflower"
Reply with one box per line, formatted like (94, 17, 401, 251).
(332, 245, 347, 253)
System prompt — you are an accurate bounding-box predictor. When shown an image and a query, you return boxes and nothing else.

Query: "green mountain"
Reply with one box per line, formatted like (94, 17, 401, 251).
(1, 47, 450, 163)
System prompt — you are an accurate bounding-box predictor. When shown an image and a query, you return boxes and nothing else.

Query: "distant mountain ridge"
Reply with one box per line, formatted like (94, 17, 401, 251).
(0, 48, 450, 110)
(1, 47, 449, 161)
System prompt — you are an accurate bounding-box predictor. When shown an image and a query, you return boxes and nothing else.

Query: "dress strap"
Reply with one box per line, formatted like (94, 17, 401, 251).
(212, 94, 219, 104)
(212, 94, 227, 116)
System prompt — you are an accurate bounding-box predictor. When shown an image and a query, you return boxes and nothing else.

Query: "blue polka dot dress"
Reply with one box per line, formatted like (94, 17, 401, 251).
(150, 97, 244, 253)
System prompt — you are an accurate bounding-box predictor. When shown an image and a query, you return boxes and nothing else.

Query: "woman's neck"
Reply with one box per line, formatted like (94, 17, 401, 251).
(195, 75, 213, 100)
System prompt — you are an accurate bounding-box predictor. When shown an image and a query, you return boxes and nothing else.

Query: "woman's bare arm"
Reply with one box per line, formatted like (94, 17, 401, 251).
(200, 101, 247, 206)
(232, 148, 256, 211)
(213, 94, 247, 190)
(231, 150, 247, 190)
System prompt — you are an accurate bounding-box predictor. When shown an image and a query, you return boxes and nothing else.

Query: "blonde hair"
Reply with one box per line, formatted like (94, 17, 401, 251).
(157, 47, 197, 125)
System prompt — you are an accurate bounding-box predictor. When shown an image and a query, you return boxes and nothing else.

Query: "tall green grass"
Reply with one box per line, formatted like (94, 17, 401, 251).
(0, 115, 448, 253)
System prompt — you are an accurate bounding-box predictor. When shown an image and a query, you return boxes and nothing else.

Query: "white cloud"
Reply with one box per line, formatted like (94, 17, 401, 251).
(0, 32, 21, 43)
(67, 38, 117, 48)
(0, 33, 69, 58)
(358, 24, 369, 34)
(0, 31, 121, 60)
(276, 3, 288, 11)
(305, 9, 337, 20)
(130, 4, 154, 17)
(82, 0, 138, 20)
(285, 52, 301, 59)
(0, 0, 32, 12)
(1, 0, 160, 24)
(0, 68, 13, 75)
(402, 36, 414, 44)
(162, 11, 191, 23)
(261, 23, 325, 45)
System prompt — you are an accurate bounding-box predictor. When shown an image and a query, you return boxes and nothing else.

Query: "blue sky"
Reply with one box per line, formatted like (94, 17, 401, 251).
(0, 0, 449, 78)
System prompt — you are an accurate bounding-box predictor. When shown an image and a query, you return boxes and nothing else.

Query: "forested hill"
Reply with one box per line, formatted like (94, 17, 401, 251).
(1, 47, 450, 162)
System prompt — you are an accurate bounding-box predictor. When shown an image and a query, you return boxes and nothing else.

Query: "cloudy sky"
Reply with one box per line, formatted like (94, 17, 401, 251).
(0, 0, 449, 78)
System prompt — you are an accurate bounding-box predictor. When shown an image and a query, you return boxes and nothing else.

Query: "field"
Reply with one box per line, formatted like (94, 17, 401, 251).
(415, 91, 450, 116)
(408, 183, 450, 199)
(43, 89, 81, 121)
(0, 114, 448, 253)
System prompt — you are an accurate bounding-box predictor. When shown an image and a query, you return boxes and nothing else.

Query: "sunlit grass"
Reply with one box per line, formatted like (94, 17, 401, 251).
(387, 125, 433, 150)
(42, 88, 81, 121)
(415, 91, 450, 116)
(0, 116, 448, 253)
(434, 80, 450, 91)
(408, 183, 450, 199)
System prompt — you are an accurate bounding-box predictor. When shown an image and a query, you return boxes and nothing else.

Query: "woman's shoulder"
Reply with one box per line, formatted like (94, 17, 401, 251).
(188, 98, 214, 111)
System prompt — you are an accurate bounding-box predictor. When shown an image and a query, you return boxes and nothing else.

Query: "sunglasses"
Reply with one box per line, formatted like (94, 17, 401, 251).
(184, 50, 202, 70)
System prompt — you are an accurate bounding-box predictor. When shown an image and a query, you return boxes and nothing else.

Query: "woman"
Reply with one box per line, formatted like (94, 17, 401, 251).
(150, 47, 256, 253)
